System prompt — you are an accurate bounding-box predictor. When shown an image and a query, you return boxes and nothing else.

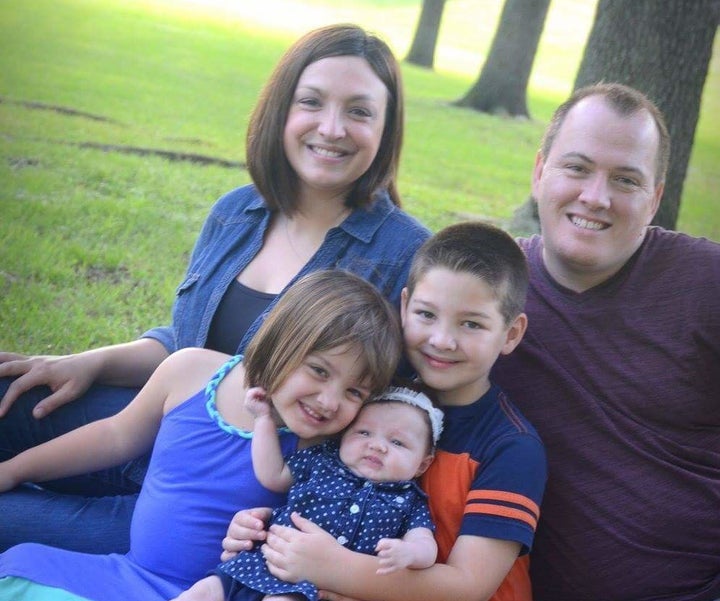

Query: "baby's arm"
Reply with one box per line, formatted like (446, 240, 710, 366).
(247, 387, 293, 493)
(375, 527, 437, 575)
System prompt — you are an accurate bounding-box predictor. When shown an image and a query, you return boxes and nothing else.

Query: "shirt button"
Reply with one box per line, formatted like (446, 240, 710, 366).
(337, 535, 348, 545)
(350, 504, 360, 514)
(394, 496, 405, 504)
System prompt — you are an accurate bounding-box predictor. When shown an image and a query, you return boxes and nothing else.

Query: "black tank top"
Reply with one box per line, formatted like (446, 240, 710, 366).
(205, 279, 275, 355)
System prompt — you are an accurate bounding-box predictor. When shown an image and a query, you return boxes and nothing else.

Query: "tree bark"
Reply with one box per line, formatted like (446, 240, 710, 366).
(510, 0, 719, 234)
(405, 0, 447, 69)
(455, 0, 551, 117)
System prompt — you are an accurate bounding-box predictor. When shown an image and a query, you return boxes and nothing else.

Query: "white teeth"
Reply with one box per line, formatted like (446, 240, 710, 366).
(312, 146, 343, 158)
(571, 216, 605, 230)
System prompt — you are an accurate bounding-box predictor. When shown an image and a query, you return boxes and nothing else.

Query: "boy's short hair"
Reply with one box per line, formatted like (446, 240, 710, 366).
(406, 221, 528, 325)
(244, 270, 402, 397)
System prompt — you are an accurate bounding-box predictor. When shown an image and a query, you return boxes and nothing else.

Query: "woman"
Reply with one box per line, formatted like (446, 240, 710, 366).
(0, 23, 429, 554)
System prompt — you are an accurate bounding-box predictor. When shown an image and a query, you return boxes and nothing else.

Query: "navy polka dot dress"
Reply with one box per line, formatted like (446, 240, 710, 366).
(218, 439, 433, 601)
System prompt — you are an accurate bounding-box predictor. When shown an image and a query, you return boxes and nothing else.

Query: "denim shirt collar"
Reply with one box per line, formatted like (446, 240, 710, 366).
(242, 190, 395, 245)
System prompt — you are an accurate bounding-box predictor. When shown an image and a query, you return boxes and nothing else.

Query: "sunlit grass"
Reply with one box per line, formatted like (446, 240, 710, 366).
(1, 0, 717, 353)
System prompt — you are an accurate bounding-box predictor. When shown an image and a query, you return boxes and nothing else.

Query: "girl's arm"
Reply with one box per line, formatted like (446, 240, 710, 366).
(0, 349, 197, 493)
(262, 514, 520, 601)
(375, 527, 437, 575)
(246, 387, 293, 493)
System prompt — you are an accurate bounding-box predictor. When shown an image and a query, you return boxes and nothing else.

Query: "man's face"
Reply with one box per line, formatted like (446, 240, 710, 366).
(532, 95, 664, 292)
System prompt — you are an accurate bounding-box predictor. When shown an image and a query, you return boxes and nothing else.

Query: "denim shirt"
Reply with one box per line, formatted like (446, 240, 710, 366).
(142, 184, 430, 354)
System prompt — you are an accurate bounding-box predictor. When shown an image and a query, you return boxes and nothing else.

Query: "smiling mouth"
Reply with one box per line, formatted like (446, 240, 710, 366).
(300, 402, 327, 422)
(422, 352, 458, 369)
(570, 215, 608, 231)
(309, 144, 347, 159)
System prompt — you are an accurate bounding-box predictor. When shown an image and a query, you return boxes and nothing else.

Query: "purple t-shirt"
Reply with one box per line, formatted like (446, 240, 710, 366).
(492, 227, 720, 601)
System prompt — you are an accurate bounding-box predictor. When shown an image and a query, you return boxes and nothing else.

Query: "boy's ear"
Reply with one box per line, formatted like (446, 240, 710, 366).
(500, 313, 528, 356)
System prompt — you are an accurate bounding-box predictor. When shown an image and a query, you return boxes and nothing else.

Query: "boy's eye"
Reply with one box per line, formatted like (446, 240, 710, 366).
(463, 320, 482, 330)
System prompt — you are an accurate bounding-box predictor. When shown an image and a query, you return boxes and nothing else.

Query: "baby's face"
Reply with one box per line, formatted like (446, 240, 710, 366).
(339, 402, 432, 482)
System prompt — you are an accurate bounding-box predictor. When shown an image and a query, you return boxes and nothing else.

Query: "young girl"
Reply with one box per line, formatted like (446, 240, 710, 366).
(0, 270, 402, 601)
(176, 384, 443, 601)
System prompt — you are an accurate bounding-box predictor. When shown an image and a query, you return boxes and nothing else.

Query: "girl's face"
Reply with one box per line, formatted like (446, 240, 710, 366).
(283, 55, 388, 203)
(270, 345, 372, 440)
(340, 402, 433, 482)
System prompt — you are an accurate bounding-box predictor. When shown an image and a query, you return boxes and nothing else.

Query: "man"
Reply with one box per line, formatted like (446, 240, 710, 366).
(492, 83, 720, 601)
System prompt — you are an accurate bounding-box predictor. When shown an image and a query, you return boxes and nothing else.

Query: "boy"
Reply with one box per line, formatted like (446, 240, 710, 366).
(229, 222, 547, 601)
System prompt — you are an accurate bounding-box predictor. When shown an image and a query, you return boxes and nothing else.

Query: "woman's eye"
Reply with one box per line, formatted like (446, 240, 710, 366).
(349, 107, 372, 118)
(416, 310, 434, 320)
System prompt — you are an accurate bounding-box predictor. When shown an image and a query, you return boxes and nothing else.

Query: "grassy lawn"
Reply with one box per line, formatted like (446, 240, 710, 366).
(1, 0, 718, 352)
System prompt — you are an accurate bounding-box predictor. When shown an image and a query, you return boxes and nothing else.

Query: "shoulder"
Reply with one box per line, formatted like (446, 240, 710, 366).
(208, 184, 266, 218)
(346, 191, 430, 246)
(159, 348, 240, 393)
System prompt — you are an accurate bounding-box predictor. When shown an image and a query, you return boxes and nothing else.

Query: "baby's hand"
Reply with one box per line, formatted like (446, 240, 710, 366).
(374, 538, 414, 575)
(244, 386, 271, 418)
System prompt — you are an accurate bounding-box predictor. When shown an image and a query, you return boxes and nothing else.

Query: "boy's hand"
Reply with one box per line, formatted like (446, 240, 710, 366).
(244, 386, 271, 419)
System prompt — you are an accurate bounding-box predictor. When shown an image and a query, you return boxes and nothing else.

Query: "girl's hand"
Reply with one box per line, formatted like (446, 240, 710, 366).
(220, 507, 272, 562)
(244, 386, 271, 419)
(0, 352, 98, 418)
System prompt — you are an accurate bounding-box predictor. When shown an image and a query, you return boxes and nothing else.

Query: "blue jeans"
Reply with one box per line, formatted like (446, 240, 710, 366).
(0, 377, 146, 553)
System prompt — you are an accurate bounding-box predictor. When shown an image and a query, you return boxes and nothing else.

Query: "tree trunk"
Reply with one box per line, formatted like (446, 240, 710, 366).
(575, 0, 719, 230)
(405, 0, 447, 69)
(456, 0, 551, 117)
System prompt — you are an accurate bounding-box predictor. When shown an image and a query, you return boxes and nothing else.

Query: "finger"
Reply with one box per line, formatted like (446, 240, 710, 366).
(288, 511, 320, 533)
(31, 384, 76, 419)
(0, 352, 28, 366)
(0, 370, 38, 417)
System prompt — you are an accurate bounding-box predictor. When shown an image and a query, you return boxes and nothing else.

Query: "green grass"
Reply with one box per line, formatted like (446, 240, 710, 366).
(1, 0, 718, 352)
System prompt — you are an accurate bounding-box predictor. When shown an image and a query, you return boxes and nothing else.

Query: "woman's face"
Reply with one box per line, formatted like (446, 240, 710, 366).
(270, 345, 372, 440)
(283, 55, 388, 203)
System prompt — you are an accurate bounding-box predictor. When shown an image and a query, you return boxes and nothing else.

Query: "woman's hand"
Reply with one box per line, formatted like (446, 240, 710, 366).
(0, 352, 99, 418)
(221, 507, 273, 562)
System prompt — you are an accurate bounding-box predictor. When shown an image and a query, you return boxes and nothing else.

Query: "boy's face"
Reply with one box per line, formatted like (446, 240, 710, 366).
(401, 267, 526, 407)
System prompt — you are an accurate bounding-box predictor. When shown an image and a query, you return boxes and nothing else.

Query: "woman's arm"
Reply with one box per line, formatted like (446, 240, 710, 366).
(0, 347, 182, 492)
(262, 514, 520, 601)
(246, 387, 293, 493)
(0, 338, 169, 418)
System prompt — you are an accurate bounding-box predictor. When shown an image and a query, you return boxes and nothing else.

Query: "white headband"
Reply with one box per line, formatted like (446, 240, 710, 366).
(369, 386, 444, 445)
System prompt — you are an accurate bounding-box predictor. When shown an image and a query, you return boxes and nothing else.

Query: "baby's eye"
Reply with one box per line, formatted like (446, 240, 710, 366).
(391, 439, 405, 448)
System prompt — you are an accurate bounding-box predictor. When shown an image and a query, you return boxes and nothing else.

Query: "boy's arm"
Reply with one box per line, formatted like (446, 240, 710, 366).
(375, 527, 437, 574)
(0, 350, 195, 493)
(263, 514, 520, 601)
(247, 387, 293, 493)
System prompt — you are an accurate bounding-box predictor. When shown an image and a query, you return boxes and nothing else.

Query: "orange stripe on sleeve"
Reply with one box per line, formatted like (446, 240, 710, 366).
(467, 490, 540, 518)
(465, 503, 538, 530)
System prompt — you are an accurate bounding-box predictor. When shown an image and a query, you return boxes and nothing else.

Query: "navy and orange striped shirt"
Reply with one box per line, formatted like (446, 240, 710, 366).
(421, 384, 546, 601)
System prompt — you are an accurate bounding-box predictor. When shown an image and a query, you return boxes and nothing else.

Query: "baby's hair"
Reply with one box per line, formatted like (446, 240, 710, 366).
(406, 221, 528, 325)
(244, 270, 402, 397)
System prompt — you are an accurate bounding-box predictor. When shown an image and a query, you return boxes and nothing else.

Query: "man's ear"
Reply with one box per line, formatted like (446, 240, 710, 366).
(500, 313, 528, 356)
(647, 181, 665, 224)
(531, 151, 545, 202)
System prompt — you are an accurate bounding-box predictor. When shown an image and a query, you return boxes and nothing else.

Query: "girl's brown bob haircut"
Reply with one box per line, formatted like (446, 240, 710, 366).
(246, 23, 404, 211)
(243, 270, 402, 397)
